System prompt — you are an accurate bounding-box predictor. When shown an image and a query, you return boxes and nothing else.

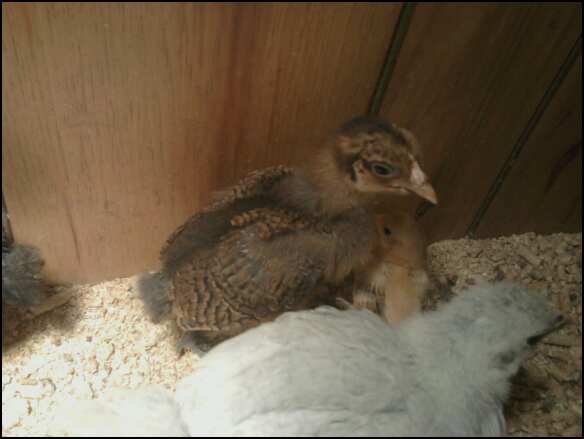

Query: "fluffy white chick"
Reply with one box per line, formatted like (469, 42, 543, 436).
(51, 282, 563, 437)
(174, 282, 563, 436)
(50, 385, 187, 437)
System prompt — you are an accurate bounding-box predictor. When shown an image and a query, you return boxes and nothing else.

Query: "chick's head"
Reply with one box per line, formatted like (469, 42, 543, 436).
(331, 117, 437, 204)
(439, 282, 566, 376)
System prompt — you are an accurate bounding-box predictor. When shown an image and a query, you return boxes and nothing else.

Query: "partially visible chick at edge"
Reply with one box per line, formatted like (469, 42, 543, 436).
(2, 234, 71, 320)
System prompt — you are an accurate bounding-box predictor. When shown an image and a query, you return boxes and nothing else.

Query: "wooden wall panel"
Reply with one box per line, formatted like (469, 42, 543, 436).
(379, 3, 581, 242)
(2, 2, 401, 283)
(476, 53, 582, 238)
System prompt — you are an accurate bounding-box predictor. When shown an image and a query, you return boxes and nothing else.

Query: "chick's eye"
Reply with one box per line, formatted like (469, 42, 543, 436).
(371, 162, 396, 178)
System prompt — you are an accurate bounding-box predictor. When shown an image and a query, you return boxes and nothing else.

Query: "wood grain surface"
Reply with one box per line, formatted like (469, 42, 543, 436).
(2, 2, 401, 282)
(3, 2, 581, 282)
(379, 3, 581, 242)
(476, 52, 582, 238)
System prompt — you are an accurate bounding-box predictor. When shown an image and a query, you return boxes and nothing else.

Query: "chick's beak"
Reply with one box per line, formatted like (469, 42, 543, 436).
(409, 182, 438, 205)
(407, 161, 438, 204)
(527, 314, 567, 346)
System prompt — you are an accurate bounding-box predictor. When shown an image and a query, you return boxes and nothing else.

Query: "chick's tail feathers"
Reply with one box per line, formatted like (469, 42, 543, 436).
(138, 271, 172, 323)
(2, 244, 49, 308)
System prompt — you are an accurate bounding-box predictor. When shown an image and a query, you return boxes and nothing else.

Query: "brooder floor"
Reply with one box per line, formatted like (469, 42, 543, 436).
(2, 232, 582, 437)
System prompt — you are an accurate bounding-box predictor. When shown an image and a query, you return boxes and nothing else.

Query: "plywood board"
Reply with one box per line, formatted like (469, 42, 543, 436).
(2, 2, 401, 282)
(379, 3, 581, 241)
(476, 53, 582, 238)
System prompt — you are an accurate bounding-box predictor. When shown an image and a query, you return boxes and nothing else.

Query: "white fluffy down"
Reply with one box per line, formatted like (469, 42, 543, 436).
(51, 385, 187, 437)
(51, 282, 558, 437)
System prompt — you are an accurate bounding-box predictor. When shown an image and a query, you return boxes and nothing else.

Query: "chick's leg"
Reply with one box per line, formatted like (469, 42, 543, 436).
(348, 271, 379, 313)
(335, 291, 378, 314)
(352, 289, 378, 313)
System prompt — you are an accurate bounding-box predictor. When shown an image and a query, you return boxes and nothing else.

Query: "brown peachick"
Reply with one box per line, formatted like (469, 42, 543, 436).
(139, 116, 437, 352)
